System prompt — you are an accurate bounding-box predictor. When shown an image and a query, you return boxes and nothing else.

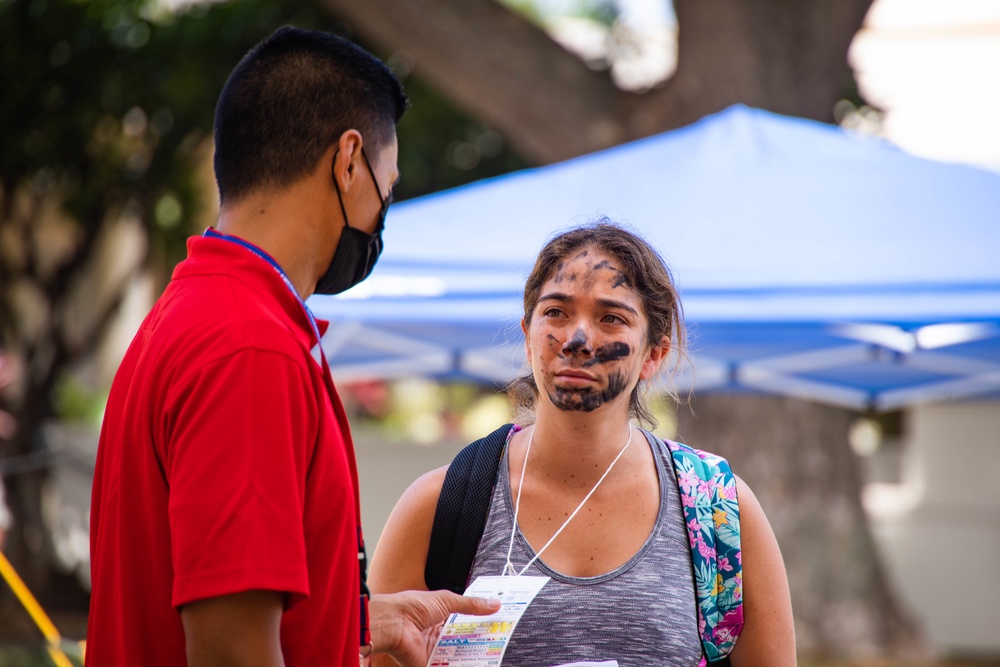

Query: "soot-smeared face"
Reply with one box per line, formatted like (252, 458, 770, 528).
(525, 248, 657, 413)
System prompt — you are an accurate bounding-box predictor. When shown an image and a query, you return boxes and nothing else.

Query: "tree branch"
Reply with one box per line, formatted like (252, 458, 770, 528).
(323, 0, 874, 164)
(44, 208, 106, 306)
(648, 0, 874, 125)
(321, 0, 632, 163)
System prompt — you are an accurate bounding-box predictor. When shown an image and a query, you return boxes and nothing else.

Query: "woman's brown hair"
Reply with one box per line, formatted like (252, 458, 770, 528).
(508, 219, 686, 426)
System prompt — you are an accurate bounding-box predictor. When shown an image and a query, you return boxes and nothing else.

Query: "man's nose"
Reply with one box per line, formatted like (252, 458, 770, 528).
(562, 327, 593, 356)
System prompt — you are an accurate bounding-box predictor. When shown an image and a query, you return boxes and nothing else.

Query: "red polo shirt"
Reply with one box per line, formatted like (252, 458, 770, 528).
(88, 234, 363, 666)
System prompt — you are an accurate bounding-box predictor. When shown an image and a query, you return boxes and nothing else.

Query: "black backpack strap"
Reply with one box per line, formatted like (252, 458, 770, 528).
(424, 423, 514, 593)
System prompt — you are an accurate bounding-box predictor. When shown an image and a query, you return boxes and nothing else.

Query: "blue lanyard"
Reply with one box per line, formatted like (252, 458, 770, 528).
(204, 229, 369, 643)
(203, 228, 325, 349)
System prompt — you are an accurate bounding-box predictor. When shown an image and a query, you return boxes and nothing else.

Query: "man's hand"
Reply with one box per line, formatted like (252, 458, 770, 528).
(369, 590, 500, 667)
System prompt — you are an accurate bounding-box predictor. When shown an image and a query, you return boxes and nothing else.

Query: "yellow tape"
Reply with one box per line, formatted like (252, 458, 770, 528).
(46, 645, 75, 667)
(0, 550, 75, 667)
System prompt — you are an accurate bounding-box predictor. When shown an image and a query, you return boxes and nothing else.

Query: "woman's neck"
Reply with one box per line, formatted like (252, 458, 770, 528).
(525, 402, 636, 477)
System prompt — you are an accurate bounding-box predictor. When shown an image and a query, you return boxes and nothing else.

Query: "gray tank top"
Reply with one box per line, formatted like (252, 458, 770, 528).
(468, 431, 703, 667)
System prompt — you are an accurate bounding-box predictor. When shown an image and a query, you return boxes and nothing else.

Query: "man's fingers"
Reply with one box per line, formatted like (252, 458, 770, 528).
(433, 591, 501, 616)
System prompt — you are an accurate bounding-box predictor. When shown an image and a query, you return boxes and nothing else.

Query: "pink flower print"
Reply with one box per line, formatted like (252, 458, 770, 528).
(736, 550, 742, 565)
(697, 479, 714, 499)
(718, 555, 733, 572)
(698, 540, 716, 560)
(712, 608, 745, 644)
(713, 625, 735, 644)
(687, 518, 702, 534)
(681, 492, 695, 508)
(678, 467, 699, 493)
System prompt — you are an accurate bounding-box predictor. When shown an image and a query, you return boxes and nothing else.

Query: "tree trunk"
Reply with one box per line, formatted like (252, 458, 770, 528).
(676, 394, 925, 659)
(321, 0, 626, 164)
(323, 0, 874, 163)
(1, 381, 56, 594)
(0, 191, 145, 617)
(640, 0, 873, 131)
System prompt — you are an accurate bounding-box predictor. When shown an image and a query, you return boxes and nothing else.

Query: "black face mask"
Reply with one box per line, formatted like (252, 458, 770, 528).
(315, 148, 390, 295)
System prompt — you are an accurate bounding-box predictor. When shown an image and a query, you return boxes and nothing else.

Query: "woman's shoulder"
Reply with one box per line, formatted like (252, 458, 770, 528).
(395, 464, 450, 519)
(368, 465, 449, 595)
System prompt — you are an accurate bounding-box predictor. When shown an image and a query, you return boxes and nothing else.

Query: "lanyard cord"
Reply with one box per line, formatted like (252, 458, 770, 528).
(203, 228, 324, 347)
(503, 425, 633, 577)
(202, 228, 372, 645)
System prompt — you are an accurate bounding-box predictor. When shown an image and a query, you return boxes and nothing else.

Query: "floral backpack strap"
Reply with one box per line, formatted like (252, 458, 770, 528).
(666, 438, 744, 666)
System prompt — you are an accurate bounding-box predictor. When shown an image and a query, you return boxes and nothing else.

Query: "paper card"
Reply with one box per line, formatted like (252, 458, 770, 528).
(426, 575, 550, 667)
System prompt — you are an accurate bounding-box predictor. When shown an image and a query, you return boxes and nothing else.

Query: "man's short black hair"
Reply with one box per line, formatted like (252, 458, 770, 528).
(213, 26, 408, 205)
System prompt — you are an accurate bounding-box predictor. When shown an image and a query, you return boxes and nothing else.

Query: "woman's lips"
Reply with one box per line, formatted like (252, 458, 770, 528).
(555, 369, 596, 383)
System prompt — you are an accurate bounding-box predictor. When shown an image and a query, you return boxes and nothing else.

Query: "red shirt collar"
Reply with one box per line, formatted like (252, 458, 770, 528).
(176, 234, 331, 345)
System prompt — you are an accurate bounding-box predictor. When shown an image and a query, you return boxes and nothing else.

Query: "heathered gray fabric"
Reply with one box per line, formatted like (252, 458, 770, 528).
(468, 430, 703, 667)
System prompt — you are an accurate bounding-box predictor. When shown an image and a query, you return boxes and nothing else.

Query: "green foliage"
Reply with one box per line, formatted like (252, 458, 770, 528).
(3, 0, 333, 269)
(393, 75, 530, 202)
(497, 0, 547, 26)
(498, 0, 618, 27)
(571, 0, 617, 26)
(0, 0, 527, 435)
(53, 374, 106, 425)
(0, 0, 527, 277)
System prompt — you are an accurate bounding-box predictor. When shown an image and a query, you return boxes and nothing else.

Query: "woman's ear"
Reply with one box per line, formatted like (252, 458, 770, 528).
(639, 335, 670, 381)
(521, 318, 531, 359)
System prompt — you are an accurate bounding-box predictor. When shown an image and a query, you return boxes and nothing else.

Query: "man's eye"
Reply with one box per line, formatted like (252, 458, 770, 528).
(602, 314, 624, 324)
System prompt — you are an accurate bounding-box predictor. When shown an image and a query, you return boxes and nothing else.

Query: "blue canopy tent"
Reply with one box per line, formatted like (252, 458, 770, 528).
(307, 105, 1000, 411)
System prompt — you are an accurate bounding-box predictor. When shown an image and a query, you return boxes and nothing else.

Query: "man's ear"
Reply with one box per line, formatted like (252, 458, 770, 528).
(332, 130, 363, 192)
(639, 335, 670, 381)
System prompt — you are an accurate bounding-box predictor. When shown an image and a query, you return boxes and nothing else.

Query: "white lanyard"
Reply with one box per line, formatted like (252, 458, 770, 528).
(503, 425, 633, 577)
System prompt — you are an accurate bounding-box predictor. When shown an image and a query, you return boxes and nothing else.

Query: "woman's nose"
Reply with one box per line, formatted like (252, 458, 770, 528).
(562, 328, 593, 356)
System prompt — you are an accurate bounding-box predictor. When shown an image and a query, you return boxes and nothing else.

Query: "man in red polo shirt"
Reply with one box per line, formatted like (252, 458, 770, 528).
(87, 27, 496, 666)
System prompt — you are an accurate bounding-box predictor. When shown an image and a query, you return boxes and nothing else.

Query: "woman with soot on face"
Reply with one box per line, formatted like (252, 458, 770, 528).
(369, 222, 796, 667)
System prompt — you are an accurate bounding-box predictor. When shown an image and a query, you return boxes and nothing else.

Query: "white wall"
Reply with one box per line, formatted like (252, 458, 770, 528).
(866, 400, 1000, 656)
